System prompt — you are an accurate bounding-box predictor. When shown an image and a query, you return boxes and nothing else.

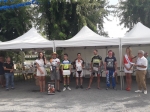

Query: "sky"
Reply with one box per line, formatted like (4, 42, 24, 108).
(103, 0, 128, 38)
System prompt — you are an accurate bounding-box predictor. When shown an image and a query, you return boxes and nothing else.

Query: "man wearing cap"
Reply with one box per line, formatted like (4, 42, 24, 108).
(104, 50, 117, 90)
(50, 52, 61, 92)
(134, 50, 148, 94)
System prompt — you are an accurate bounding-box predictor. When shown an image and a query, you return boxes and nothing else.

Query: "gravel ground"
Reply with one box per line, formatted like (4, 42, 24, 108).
(0, 77, 150, 112)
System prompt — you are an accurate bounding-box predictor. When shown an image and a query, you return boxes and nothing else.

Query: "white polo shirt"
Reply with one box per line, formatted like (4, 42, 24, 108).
(136, 56, 148, 70)
(51, 58, 60, 66)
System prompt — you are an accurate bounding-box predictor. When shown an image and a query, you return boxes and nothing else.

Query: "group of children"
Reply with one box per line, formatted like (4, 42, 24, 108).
(50, 49, 117, 92)
(50, 53, 77, 92)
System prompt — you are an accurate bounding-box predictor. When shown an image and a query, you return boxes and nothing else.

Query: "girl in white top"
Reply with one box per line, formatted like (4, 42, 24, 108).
(123, 47, 134, 91)
(35, 52, 47, 92)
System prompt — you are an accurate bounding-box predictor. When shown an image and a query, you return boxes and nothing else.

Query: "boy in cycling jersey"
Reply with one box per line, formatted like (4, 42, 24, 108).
(61, 53, 71, 91)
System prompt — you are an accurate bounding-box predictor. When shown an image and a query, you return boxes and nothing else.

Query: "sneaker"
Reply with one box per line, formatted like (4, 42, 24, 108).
(76, 85, 79, 89)
(63, 87, 66, 91)
(80, 85, 83, 89)
(6, 88, 9, 91)
(144, 90, 147, 94)
(67, 86, 71, 91)
(57, 90, 61, 92)
(106, 88, 109, 90)
(135, 90, 142, 93)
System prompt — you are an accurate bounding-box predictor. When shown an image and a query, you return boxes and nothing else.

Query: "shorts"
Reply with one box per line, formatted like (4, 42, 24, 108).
(76, 71, 83, 77)
(91, 69, 101, 75)
(50, 70, 60, 80)
(63, 70, 70, 77)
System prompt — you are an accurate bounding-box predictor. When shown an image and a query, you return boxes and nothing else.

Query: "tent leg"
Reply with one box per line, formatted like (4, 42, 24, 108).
(121, 44, 125, 90)
(119, 39, 123, 90)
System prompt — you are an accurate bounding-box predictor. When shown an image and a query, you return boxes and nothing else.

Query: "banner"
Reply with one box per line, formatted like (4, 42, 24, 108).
(0, 0, 37, 10)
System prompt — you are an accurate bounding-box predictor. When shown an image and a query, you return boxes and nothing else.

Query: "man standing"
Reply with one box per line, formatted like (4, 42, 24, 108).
(135, 50, 148, 94)
(0, 56, 5, 87)
(104, 50, 117, 90)
(87, 49, 102, 89)
(3, 57, 14, 90)
(74, 53, 84, 89)
(50, 52, 61, 92)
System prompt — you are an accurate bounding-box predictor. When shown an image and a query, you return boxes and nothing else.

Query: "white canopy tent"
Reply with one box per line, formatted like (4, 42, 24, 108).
(122, 22, 150, 45)
(0, 27, 54, 50)
(54, 26, 122, 88)
(67, 26, 105, 41)
(120, 22, 150, 88)
(55, 26, 120, 47)
(121, 22, 150, 63)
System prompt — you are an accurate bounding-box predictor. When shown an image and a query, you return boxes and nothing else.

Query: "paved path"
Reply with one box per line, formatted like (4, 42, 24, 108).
(0, 78, 150, 112)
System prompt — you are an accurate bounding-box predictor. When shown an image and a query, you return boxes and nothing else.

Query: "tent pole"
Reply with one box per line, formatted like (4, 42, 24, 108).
(20, 49, 24, 68)
(84, 47, 86, 77)
(20, 48, 25, 81)
(53, 40, 56, 52)
(121, 44, 124, 89)
(119, 38, 123, 90)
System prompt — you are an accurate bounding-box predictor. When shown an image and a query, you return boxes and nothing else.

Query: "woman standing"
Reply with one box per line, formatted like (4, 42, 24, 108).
(35, 52, 47, 92)
(123, 47, 134, 91)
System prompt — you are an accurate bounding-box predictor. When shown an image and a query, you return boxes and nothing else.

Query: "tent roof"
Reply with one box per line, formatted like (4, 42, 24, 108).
(55, 26, 119, 48)
(124, 22, 150, 38)
(122, 22, 150, 45)
(67, 26, 105, 41)
(0, 28, 53, 50)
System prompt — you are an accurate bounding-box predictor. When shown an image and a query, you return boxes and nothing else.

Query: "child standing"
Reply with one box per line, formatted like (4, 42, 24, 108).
(61, 54, 72, 91)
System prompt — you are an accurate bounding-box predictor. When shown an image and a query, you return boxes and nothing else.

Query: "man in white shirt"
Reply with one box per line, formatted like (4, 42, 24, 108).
(134, 50, 148, 94)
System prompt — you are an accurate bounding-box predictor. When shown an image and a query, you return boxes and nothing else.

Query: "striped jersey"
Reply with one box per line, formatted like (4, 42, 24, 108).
(61, 60, 71, 70)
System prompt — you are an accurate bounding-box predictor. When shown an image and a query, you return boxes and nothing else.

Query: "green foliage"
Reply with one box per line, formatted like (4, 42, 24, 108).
(0, 0, 32, 41)
(0, 50, 25, 63)
(118, 0, 150, 30)
(0, 0, 110, 63)
(34, 0, 109, 40)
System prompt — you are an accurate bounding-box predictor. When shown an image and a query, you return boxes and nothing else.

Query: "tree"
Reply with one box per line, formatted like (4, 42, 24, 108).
(0, 0, 33, 63)
(0, 50, 25, 64)
(0, 0, 32, 41)
(34, 0, 109, 40)
(118, 0, 150, 30)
